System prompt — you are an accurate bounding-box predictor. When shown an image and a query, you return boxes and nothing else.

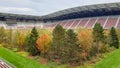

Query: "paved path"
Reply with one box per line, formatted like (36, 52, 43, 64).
(0, 60, 12, 68)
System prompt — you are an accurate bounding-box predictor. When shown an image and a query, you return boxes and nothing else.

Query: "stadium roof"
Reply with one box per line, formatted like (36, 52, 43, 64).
(41, 2, 120, 21)
(0, 2, 120, 22)
(0, 13, 41, 20)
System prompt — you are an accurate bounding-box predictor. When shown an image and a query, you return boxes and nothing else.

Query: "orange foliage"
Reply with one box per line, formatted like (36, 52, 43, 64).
(36, 34, 51, 53)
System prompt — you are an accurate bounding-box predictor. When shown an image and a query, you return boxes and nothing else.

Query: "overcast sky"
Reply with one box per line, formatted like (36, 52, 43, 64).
(0, 0, 120, 16)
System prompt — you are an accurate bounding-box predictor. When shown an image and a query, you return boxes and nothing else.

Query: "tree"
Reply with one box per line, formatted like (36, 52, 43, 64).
(27, 27, 39, 55)
(51, 25, 65, 59)
(36, 34, 51, 57)
(93, 23, 105, 53)
(78, 29, 93, 55)
(63, 29, 81, 64)
(116, 29, 120, 40)
(5, 29, 13, 47)
(17, 33, 25, 49)
(24, 33, 30, 51)
(0, 27, 7, 43)
(109, 27, 119, 49)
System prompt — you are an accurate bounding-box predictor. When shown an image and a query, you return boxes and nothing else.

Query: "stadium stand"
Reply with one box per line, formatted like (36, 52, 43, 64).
(0, 59, 12, 68)
(43, 15, 120, 29)
(41, 2, 120, 29)
(116, 17, 120, 29)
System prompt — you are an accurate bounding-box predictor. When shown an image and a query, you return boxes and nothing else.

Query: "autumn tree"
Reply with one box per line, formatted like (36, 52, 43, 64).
(12, 30, 20, 47)
(36, 34, 51, 57)
(78, 29, 93, 55)
(0, 27, 7, 43)
(5, 29, 13, 47)
(116, 29, 120, 40)
(17, 33, 25, 49)
(109, 27, 119, 49)
(27, 27, 39, 55)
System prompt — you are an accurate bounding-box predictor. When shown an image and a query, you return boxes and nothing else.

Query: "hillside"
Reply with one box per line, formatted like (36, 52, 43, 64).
(94, 49, 120, 68)
(0, 47, 48, 68)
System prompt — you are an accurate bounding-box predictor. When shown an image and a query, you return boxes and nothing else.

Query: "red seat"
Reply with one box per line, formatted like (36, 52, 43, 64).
(64, 20, 74, 28)
(86, 18, 96, 28)
(96, 17, 107, 26)
(77, 19, 89, 28)
(59, 21, 67, 27)
(104, 17, 118, 29)
(117, 19, 120, 29)
(71, 20, 81, 29)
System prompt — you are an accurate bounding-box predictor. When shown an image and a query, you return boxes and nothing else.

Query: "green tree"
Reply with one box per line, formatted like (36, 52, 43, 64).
(109, 27, 119, 49)
(51, 25, 65, 59)
(27, 27, 39, 55)
(93, 23, 105, 53)
(63, 29, 81, 64)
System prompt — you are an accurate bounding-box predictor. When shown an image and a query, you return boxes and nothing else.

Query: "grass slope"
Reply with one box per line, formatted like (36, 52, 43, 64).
(0, 47, 48, 68)
(94, 49, 120, 68)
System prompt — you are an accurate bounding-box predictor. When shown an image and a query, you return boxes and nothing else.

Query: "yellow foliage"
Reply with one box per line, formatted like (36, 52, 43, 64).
(18, 34, 24, 46)
(78, 29, 93, 52)
(36, 34, 51, 54)
(104, 30, 109, 36)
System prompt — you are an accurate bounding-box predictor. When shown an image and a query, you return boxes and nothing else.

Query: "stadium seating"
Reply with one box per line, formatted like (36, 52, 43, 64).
(0, 21, 5, 28)
(17, 22, 44, 29)
(77, 19, 89, 28)
(71, 20, 81, 29)
(43, 15, 120, 29)
(59, 21, 67, 27)
(64, 20, 74, 28)
(85, 18, 97, 28)
(96, 17, 107, 26)
(116, 18, 120, 29)
(104, 16, 118, 29)
(0, 15, 119, 29)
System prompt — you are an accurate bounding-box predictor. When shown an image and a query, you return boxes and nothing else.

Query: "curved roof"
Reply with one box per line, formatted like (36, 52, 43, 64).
(41, 2, 120, 21)
(0, 2, 120, 22)
(0, 13, 41, 21)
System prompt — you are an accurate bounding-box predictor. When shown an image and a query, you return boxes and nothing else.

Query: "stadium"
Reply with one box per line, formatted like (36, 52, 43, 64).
(0, 2, 120, 29)
(0, 1, 120, 68)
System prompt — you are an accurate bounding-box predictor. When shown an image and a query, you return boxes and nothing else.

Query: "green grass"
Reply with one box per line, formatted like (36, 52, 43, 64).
(0, 47, 48, 68)
(94, 49, 120, 68)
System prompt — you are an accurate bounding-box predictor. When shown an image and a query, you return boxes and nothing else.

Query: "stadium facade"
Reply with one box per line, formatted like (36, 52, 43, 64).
(0, 2, 120, 29)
